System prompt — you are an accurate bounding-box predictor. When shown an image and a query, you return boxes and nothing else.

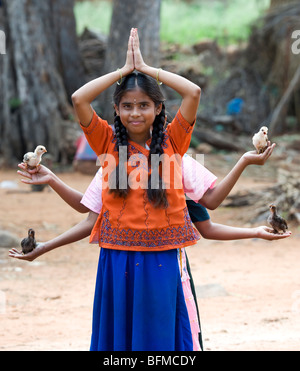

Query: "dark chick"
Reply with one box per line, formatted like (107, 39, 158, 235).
(21, 229, 37, 255)
(268, 205, 288, 234)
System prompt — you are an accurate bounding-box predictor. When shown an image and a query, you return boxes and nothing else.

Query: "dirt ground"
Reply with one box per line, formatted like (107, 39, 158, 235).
(0, 153, 299, 351)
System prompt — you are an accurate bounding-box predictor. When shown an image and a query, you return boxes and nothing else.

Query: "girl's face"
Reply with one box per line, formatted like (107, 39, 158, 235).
(115, 88, 162, 141)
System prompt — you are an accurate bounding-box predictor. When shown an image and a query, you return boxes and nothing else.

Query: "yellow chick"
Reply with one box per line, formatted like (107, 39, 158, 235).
(252, 126, 268, 154)
(23, 145, 47, 169)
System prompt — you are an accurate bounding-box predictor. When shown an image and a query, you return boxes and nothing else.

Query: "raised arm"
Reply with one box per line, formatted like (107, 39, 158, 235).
(132, 29, 201, 125)
(71, 30, 135, 126)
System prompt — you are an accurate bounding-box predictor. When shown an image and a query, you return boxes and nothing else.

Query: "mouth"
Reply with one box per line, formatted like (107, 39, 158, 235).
(129, 121, 144, 126)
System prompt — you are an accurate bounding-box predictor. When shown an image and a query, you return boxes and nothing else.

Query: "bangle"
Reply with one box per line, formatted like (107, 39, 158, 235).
(117, 68, 123, 86)
(156, 68, 163, 86)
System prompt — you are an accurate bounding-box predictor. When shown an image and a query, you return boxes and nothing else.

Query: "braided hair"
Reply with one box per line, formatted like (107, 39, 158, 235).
(147, 103, 168, 208)
(110, 72, 168, 208)
(110, 112, 129, 198)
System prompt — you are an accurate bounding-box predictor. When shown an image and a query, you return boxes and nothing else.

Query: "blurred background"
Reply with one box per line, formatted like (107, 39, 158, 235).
(0, 0, 299, 224)
(0, 0, 300, 351)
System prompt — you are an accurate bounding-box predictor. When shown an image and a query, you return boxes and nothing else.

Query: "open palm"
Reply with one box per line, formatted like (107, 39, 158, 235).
(17, 163, 52, 185)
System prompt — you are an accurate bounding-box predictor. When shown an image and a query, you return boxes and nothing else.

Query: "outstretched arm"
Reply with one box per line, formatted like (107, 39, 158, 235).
(17, 163, 89, 213)
(9, 211, 99, 262)
(194, 219, 291, 241)
(199, 143, 276, 210)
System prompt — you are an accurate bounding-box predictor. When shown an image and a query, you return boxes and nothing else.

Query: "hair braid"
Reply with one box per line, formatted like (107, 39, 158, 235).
(147, 103, 168, 208)
(109, 113, 129, 198)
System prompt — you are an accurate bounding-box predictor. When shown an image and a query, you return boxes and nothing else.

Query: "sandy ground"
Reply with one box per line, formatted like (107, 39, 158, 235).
(0, 154, 299, 351)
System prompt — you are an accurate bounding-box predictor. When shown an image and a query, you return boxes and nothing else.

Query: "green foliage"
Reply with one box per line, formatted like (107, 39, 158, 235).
(74, 0, 270, 45)
(74, 0, 112, 35)
(9, 98, 22, 110)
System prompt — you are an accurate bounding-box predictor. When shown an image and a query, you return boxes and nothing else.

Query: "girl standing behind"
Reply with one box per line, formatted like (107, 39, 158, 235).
(71, 28, 201, 351)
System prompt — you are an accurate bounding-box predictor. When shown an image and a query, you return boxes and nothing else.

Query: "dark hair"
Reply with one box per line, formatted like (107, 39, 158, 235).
(110, 72, 168, 208)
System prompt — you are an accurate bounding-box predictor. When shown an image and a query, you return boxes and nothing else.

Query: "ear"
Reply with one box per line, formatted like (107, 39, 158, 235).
(114, 104, 120, 116)
(156, 103, 163, 116)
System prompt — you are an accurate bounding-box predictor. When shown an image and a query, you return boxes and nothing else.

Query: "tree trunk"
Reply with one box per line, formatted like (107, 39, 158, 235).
(0, 0, 85, 165)
(101, 0, 162, 122)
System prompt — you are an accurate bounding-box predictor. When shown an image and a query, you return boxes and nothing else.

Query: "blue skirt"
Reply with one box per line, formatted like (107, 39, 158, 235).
(90, 248, 193, 351)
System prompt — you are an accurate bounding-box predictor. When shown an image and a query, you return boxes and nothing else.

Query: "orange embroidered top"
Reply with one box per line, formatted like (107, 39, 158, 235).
(81, 109, 200, 251)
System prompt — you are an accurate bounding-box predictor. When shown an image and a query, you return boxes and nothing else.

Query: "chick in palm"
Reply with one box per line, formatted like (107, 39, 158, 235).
(252, 127, 269, 154)
(21, 229, 37, 255)
(23, 145, 47, 170)
(268, 205, 288, 234)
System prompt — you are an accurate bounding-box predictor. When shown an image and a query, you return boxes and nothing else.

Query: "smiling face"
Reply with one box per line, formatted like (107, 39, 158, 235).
(115, 88, 162, 143)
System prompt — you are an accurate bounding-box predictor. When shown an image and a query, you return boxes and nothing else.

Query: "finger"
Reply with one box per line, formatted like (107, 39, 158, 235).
(18, 163, 27, 170)
(261, 144, 274, 160)
(272, 232, 292, 240)
(268, 143, 276, 152)
(20, 178, 33, 185)
(135, 28, 140, 45)
(27, 168, 39, 174)
(267, 143, 276, 154)
(263, 226, 274, 233)
(8, 251, 22, 258)
(128, 31, 133, 48)
(9, 247, 22, 253)
(17, 170, 32, 179)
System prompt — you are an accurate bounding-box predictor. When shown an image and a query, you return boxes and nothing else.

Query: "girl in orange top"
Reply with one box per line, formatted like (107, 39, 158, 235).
(71, 28, 201, 350)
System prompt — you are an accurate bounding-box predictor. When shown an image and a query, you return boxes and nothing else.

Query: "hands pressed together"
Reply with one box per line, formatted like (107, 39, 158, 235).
(122, 28, 146, 76)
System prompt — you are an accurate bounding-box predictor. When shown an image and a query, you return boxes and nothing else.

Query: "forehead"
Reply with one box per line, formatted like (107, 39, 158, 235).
(119, 88, 153, 104)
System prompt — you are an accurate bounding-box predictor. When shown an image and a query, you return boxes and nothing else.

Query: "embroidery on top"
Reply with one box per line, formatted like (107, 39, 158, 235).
(99, 208, 199, 249)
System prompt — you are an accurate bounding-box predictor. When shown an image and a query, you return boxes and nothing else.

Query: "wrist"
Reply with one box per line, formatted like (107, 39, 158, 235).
(137, 63, 149, 74)
(239, 155, 250, 169)
(120, 66, 133, 77)
(254, 227, 263, 239)
(48, 171, 58, 188)
(43, 240, 55, 254)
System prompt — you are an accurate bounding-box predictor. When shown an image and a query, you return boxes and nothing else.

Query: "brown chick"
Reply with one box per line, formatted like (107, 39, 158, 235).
(268, 205, 288, 234)
(21, 229, 37, 255)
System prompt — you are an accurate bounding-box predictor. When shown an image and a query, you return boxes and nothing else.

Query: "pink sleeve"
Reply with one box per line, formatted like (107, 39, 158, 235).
(80, 169, 103, 214)
(182, 154, 217, 202)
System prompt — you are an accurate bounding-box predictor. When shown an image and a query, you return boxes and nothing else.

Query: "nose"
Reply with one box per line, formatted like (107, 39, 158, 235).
(130, 106, 141, 117)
